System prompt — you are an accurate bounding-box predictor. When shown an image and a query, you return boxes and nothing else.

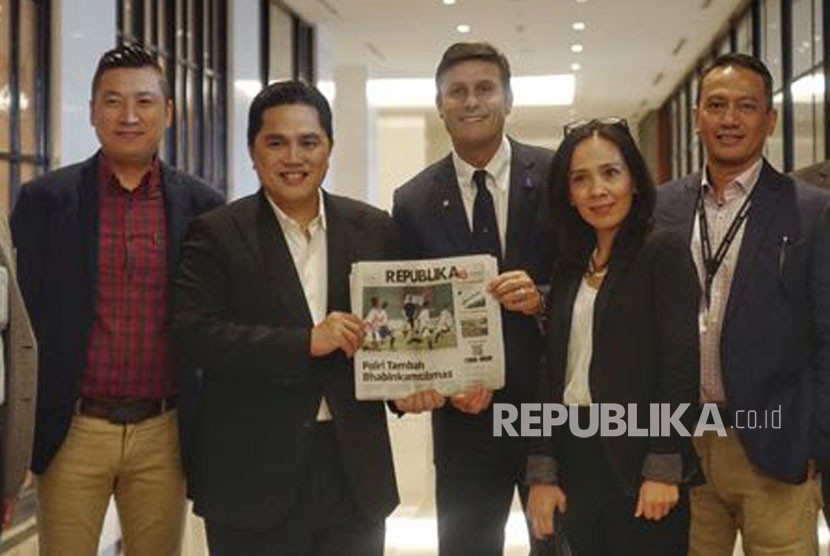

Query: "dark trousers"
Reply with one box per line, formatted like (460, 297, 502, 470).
(205, 424, 385, 556)
(434, 408, 529, 556)
(549, 430, 689, 556)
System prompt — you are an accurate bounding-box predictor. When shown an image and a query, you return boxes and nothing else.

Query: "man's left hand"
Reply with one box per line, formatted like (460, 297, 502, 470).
(488, 271, 542, 316)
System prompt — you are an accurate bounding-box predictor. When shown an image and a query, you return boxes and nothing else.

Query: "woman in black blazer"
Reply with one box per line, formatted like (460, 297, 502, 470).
(526, 119, 700, 555)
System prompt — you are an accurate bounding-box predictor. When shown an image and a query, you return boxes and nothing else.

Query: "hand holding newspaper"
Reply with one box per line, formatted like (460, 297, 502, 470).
(350, 254, 505, 400)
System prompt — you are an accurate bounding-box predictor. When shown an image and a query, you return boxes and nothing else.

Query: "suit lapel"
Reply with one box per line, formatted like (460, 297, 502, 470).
(235, 191, 313, 326)
(592, 241, 635, 340)
(324, 193, 353, 313)
(677, 174, 702, 242)
(161, 163, 190, 271)
(505, 140, 540, 269)
(430, 155, 472, 253)
(78, 155, 100, 309)
(724, 162, 784, 324)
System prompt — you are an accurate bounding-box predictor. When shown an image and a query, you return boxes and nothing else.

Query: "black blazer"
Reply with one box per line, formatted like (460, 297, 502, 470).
(392, 138, 556, 407)
(172, 190, 400, 529)
(656, 161, 830, 483)
(10, 152, 223, 474)
(529, 229, 700, 496)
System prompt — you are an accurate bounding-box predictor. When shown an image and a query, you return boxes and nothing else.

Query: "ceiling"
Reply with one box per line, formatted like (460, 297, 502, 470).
(283, 0, 747, 125)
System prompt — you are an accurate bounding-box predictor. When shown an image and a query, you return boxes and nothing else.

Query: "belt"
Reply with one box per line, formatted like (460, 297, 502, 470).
(75, 396, 177, 424)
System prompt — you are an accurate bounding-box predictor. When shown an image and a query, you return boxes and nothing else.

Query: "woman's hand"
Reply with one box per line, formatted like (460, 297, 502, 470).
(527, 484, 568, 540)
(634, 480, 679, 521)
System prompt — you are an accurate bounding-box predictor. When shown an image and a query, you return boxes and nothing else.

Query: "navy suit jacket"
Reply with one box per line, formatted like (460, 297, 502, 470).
(655, 160, 830, 483)
(172, 191, 399, 528)
(392, 138, 555, 406)
(10, 152, 224, 474)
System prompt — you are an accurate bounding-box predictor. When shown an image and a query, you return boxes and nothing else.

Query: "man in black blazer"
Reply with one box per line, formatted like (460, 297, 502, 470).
(10, 45, 223, 556)
(392, 42, 555, 556)
(173, 81, 399, 556)
(655, 53, 828, 555)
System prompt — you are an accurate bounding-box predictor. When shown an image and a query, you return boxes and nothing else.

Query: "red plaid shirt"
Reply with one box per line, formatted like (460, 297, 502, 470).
(80, 154, 174, 398)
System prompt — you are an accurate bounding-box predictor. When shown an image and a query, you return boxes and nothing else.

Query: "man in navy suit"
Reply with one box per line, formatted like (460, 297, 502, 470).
(11, 45, 223, 556)
(655, 53, 828, 556)
(392, 42, 555, 556)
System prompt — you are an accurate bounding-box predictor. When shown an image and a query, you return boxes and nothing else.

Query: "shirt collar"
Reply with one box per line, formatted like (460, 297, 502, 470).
(452, 136, 511, 193)
(266, 190, 328, 234)
(97, 151, 162, 196)
(701, 157, 763, 197)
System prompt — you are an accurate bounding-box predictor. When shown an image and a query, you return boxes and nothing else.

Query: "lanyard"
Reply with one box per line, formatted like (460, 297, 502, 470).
(697, 184, 755, 307)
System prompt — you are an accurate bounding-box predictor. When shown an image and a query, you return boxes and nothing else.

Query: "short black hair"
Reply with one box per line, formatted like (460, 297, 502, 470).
(91, 44, 170, 99)
(435, 42, 513, 103)
(247, 80, 333, 148)
(697, 53, 774, 110)
(550, 120, 656, 266)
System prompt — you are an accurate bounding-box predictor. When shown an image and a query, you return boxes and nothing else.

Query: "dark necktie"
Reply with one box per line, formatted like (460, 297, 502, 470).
(472, 169, 502, 261)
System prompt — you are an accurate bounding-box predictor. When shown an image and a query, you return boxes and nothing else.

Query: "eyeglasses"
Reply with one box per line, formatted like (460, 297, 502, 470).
(563, 117, 629, 137)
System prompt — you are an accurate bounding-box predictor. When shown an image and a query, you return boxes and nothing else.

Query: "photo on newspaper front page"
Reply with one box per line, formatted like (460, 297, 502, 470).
(350, 254, 505, 400)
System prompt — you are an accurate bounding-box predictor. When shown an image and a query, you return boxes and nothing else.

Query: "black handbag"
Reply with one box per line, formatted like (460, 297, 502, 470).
(530, 512, 574, 556)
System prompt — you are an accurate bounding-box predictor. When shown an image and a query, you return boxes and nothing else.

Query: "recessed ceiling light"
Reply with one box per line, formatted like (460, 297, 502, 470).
(457, 24, 470, 33)
(571, 62, 581, 71)
(576, 0, 588, 3)
(572, 22, 586, 31)
(571, 44, 583, 53)
(443, 0, 456, 4)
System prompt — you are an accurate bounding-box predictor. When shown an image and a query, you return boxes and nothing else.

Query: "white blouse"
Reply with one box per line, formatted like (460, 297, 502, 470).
(563, 278, 597, 406)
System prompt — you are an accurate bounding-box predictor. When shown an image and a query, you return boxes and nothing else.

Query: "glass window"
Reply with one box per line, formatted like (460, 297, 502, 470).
(735, 11, 753, 54)
(679, 86, 689, 176)
(792, 0, 822, 168)
(119, 0, 227, 193)
(0, 0, 10, 154)
(19, 0, 37, 156)
(716, 34, 731, 56)
(269, 3, 294, 82)
(766, 93, 785, 168)
(671, 96, 680, 179)
(0, 163, 8, 215)
(763, 0, 783, 91)
(816, 0, 823, 63)
(690, 72, 701, 171)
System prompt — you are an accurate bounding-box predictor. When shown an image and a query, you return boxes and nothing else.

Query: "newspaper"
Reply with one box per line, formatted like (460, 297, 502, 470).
(350, 254, 505, 400)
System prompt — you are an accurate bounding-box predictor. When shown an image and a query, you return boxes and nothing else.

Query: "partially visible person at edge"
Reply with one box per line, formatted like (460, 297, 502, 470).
(10, 44, 223, 556)
(526, 118, 700, 556)
(0, 212, 37, 537)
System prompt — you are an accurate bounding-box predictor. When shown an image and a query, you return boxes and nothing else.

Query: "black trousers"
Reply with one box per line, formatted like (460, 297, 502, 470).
(434, 409, 529, 556)
(544, 430, 689, 556)
(205, 424, 385, 556)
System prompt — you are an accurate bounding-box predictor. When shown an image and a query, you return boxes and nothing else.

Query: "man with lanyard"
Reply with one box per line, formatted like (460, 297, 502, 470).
(655, 53, 828, 555)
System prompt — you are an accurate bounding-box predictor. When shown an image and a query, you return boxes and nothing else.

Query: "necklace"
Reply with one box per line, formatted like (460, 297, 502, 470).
(586, 248, 608, 278)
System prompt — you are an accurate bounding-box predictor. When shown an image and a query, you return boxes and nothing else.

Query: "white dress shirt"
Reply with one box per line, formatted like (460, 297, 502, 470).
(452, 136, 512, 255)
(266, 192, 332, 421)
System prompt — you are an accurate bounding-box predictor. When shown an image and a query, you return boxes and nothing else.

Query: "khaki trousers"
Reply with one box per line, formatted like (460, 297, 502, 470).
(690, 430, 820, 556)
(36, 409, 186, 556)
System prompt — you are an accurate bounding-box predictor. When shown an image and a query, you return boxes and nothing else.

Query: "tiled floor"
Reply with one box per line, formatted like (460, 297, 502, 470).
(3, 412, 828, 556)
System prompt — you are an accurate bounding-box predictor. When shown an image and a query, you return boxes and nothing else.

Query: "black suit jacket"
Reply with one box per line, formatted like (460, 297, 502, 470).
(656, 161, 830, 483)
(392, 138, 555, 407)
(529, 230, 700, 496)
(172, 190, 400, 529)
(10, 152, 223, 474)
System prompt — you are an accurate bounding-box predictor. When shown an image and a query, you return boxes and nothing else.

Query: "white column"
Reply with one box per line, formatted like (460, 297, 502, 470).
(227, 0, 262, 200)
(53, 0, 116, 166)
(331, 65, 376, 204)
